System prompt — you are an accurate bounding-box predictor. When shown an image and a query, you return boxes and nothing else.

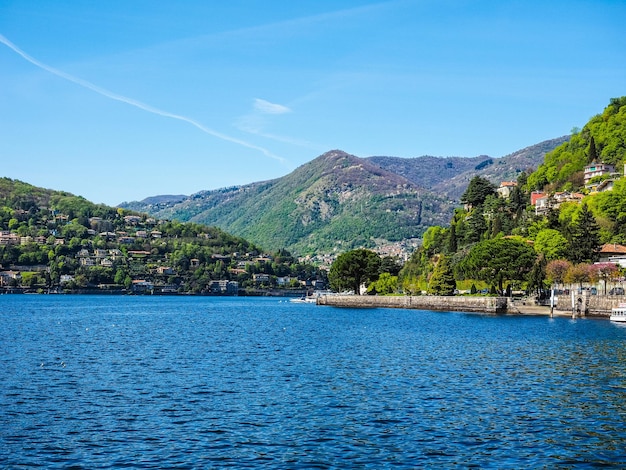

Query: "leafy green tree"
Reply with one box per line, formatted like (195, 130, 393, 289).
(329, 249, 381, 294)
(459, 237, 537, 295)
(534, 229, 569, 261)
(367, 272, 398, 295)
(568, 203, 601, 263)
(379, 256, 403, 276)
(526, 254, 547, 295)
(427, 256, 456, 296)
(461, 176, 497, 207)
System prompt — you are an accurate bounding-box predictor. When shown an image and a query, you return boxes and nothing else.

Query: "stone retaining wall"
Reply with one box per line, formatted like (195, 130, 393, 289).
(552, 294, 625, 317)
(317, 294, 507, 313)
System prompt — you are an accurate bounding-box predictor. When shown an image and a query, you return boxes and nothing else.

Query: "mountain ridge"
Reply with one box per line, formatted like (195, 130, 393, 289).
(120, 138, 568, 256)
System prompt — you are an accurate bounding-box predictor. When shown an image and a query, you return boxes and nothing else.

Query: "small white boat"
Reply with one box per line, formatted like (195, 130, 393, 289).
(290, 296, 318, 304)
(610, 303, 626, 322)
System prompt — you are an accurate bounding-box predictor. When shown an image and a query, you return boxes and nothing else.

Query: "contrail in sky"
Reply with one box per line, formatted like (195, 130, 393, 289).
(0, 34, 285, 163)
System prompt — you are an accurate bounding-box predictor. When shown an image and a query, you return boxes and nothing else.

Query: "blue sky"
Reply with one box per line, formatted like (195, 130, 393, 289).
(1, 1, 625, 205)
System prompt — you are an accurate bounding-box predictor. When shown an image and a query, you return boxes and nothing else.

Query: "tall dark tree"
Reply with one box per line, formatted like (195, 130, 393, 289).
(464, 211, 487, 244)
(461, 176, 497, 207)
(447, 223, 458, 253)
(329, 249, 381, 295)
(588, 136, 598, 163)
(569, 202, 601, 264)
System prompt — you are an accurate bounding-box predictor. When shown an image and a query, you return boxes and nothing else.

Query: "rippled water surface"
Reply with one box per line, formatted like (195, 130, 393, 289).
(2, 295, 626, 468)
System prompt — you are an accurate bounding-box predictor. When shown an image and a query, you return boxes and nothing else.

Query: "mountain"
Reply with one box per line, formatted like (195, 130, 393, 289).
(121, 138, 568, 257)
(369, 136, 570, 201)
(120, 150, 456, 256)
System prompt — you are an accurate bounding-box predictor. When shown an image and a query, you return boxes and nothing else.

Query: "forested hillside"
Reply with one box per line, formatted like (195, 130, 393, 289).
(121, 150, 455, 256)
(528, 97, 626, 191)
(0, 177, 322, 294)
(400, 97, 626, 297)
(122, 138, 566, 257)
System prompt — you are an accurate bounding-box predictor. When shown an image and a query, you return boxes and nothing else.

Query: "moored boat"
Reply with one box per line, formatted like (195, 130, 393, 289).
(610, 303, 626, 322)
(290, 295, 318, 304)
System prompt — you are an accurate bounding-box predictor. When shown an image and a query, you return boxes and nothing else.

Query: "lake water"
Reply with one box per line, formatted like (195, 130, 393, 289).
(1, 295, 626, 468)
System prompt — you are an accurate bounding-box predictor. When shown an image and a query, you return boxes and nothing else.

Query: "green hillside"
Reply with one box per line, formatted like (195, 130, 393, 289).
(400, 97, 626, 296)
(0, 177, 321, 294)
(528, 97, 626, 191)
(127, 150, 455, 256)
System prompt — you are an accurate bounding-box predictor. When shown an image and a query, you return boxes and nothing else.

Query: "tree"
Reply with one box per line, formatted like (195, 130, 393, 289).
(534, 229, 569, 261)
(527, 254, 547, 295)
(459, 237, 537, 295)
(367, 272, 398, 295)
(569, 203, 601, 263)
(591, 262, 619, 295)
(546, 259, 572, 287)
(588, 136, 598, 163)
(564, 263, 591, 289)
(461, 176, 497, 207)
(328, 249, 381, 295)
(427, 256, 456, 296)
(448, 223, 458, 253)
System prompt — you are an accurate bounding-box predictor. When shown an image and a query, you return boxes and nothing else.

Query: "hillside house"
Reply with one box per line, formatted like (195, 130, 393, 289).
(599, 244, 626, 267)
(60, 274, 74, 284)
(584, 162, 616, 184)
(586, 178, 616, 193)
(79, 257, 95, 267)
(496, 181, 517, 199)
(253, 273, 270, 285)
(132, 280, 154, 293)
(0, 232, 19, 245)
(208, 280, 239, 295)
(0, 271, 21, 285)
(535, 191, 584, 216)
(124, 215, 142, 225)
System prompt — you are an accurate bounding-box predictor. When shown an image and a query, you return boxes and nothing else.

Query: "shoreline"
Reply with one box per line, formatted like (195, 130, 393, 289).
(317, 294, 613, 319)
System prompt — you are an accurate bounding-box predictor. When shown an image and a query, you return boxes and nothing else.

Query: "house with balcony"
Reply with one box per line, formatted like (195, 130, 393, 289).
(584, 162, 616, 185)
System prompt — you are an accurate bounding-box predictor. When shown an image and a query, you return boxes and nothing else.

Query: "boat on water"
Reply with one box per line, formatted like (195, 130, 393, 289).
(610, 303, 626, 322)
(290, 295, 318, 304)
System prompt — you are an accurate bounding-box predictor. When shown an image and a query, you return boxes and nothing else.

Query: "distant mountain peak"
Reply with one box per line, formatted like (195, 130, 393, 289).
(119, 137, 568, 256)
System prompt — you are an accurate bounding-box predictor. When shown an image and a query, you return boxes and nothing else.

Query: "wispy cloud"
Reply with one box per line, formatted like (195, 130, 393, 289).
(0, 34, 286, 163)
(235, 98, 319, 149)
(254, 98, 291, 115)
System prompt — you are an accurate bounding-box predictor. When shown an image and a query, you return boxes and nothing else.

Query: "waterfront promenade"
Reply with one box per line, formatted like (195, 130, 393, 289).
(317, 294, 617, 318)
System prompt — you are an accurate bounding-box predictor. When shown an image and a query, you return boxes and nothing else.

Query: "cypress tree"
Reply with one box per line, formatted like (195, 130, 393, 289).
(427, 256, 456, 296)
(448, 223, 457, 253)
(588, 136, 598, 163)
(569, 203, 601, 263)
